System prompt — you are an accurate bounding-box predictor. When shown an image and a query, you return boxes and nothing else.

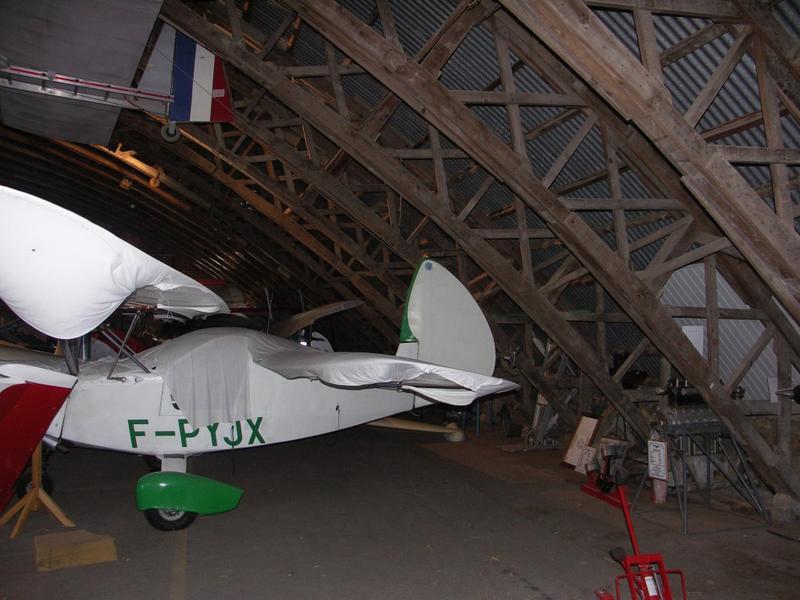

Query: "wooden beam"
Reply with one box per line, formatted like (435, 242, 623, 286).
(660, 23, 727, 67)
(503, 0, 800, 336)
(586, 0, 739, 18)
(717, 145, 800, 165)
(684, 26, 751, 128)
(451, 90, 586, 106)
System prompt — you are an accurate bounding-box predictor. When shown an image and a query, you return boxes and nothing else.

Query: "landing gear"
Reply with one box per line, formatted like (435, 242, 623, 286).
(142, 455, 162, 472)
(144, 508, 197, 531)
(136, 456, 243, 531)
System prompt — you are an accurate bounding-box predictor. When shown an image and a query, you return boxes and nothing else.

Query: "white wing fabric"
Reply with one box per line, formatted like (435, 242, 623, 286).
(135, 328, 517, 428)
(0, 186, 228, 339)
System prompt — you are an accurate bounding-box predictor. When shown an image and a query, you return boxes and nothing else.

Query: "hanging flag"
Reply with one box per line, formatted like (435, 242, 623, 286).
(168, 29, 233, 123)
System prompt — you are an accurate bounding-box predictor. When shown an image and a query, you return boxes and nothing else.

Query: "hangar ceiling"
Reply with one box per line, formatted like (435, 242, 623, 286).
(1, 0, 799, 499)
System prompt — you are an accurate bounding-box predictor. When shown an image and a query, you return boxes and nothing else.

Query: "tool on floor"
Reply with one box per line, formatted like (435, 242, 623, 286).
(584, 459, 686, 600)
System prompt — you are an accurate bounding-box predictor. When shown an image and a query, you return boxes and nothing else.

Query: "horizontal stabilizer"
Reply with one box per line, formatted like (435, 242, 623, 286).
(259, 350, 517, 406)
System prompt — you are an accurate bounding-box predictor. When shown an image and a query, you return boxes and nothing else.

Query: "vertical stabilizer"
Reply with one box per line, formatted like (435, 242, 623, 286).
(397, 260, 496, 376)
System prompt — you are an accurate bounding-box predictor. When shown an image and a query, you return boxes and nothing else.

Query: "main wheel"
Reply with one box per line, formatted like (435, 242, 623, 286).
(144, 508, 197, 531)
(15, 470, 54, 500)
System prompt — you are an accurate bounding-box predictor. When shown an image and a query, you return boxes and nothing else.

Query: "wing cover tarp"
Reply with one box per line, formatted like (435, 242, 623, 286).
(0, 186, 228, 339)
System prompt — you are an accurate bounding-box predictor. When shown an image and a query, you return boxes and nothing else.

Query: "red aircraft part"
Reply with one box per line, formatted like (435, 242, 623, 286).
(0, 382, 72, 509)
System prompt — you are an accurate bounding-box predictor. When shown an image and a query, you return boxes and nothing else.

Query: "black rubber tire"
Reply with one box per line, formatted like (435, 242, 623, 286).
(15, 470, 54, 500)
(144, 508, 197, 531)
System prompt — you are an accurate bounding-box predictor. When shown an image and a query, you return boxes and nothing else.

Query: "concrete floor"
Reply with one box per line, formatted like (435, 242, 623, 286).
(1, 426, 798, 599)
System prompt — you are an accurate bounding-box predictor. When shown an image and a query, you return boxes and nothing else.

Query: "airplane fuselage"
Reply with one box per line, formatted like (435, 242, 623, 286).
(47, 357, 430, 457)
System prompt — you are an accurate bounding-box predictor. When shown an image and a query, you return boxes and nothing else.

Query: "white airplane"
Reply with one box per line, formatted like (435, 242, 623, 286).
(0, 186, 517, 530)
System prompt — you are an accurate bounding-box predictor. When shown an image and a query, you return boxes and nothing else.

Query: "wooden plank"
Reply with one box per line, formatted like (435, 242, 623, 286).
(429, 126, 450, 208)
(35, 530, 116, 572)
(639, 236, 731, 281)
(224, 0, 243, 48)
(559, 197, 682, 210)
(376, 0, 400, 46)
(543, 113, 598, 188)
(612, 337, 650, 383)
(724, 324, 774, 398)
(775, 333, 793, 460)
(325, 41, 350, 122)
(660, 23, 727, 67)
(717, 145, 800, 165)
(475, 228, 555, 239)
(259, 12, 295, 59)
(387, 148, 468, 159)
(458, 175, 494, 221)
(596, 283, 608, 372)
(705, 254, 720, 380)
(603, 128, 629, 263)
(278, 64, 365, 77)
(754, 37, 792, 223)
(451, 90, 586, 106)
(684, 26, 751, 127)
(586, 0, 739, 18)
(733, 0, 800, 81)
(492, 17, 534, 280)
(634, 9, 663, 82)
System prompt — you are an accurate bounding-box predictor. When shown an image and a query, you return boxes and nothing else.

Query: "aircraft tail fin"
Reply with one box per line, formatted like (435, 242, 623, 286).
(396, 259, 496, 376)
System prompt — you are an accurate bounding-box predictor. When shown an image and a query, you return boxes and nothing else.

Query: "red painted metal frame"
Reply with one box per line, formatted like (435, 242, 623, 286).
(0, 382, 72, 509)
(583, 478, 687, 599)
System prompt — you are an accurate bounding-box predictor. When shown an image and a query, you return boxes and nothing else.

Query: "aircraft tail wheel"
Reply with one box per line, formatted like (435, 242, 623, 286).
(144, 508, 197, 531)
(15, 469, 54, 500)
(160, 123, 181, 143)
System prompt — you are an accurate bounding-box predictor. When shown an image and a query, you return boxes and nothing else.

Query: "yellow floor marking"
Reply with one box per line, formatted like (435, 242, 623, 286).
(169, 528, 188, 600)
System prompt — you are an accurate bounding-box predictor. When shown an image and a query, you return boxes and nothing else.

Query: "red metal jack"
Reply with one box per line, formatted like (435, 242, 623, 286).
(583, 471, 687, 600)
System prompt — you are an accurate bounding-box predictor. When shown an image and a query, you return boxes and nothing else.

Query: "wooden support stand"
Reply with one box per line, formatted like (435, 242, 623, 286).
(0, 443, 74, 539)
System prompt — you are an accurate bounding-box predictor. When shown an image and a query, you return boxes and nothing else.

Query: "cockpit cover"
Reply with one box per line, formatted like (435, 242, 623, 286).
(0, 186, 229, 339)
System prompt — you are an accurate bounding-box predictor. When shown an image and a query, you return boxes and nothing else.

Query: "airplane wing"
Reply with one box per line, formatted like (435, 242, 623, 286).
(256, 350, 517, 406)
(0, 186, 229, 339)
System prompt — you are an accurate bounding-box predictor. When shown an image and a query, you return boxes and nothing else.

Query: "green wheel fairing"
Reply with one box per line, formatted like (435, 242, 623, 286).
(136, 471, 243, 515)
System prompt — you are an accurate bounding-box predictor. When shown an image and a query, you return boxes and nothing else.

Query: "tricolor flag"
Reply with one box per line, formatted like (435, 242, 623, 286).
(168, 30, 233, 123)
